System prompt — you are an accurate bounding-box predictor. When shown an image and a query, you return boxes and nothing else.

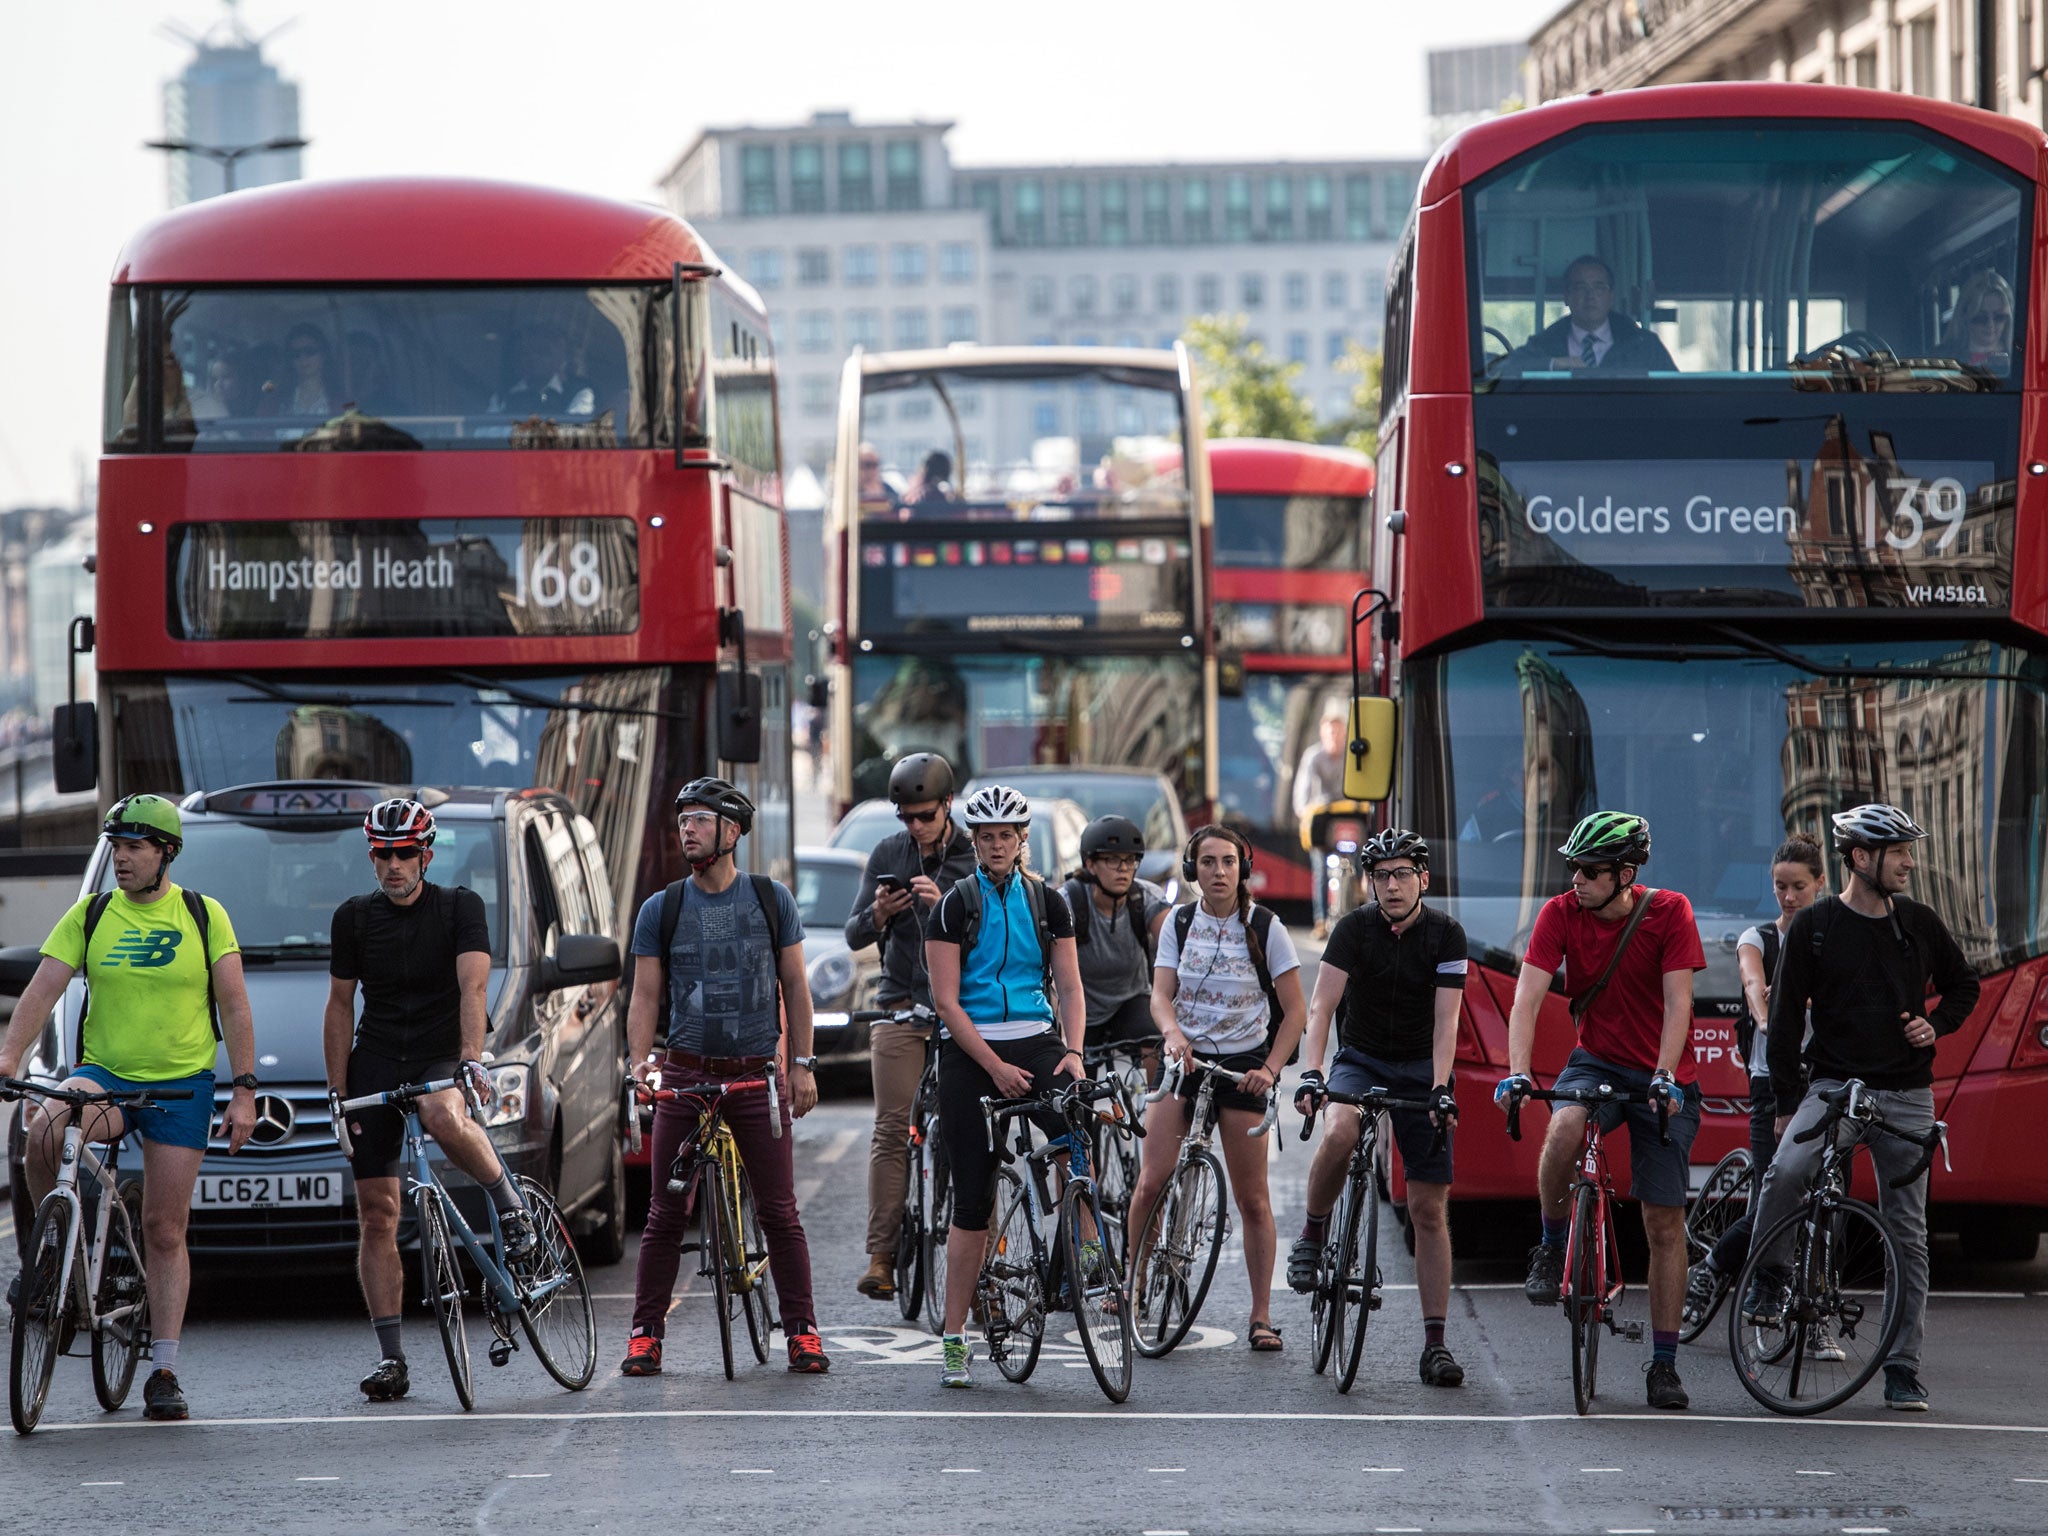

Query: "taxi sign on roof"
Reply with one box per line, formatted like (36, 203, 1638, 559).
(216, 786, 382, 816)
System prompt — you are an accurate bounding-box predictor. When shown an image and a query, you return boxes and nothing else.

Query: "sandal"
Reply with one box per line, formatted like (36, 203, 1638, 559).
(1248, 1319, 1284, 1352)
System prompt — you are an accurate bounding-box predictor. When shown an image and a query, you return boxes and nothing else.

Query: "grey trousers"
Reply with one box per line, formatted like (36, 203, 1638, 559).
(1749, 1079, 1935, 1371)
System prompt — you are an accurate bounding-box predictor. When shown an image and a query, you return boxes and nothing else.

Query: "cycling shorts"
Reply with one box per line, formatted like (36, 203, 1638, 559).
(1550, 1047, 1700, 1208)
(71, 1064, 215, 1151)
(1325, 1047, 1453, 1186)
(343, 1048, 460, 1181)
(938, 1030, 1068, 1231)
(1177, 1049, 1269, 1117)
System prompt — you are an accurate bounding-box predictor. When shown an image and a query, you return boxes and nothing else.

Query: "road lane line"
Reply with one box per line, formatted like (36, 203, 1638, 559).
(730, 1469, 774, 1475)
(1580, 1466, 1623, 1472)
(2015, 1477, 2048, 1483)
(1840, 1528, 1891, 1534)
(814, 1128, 860, 1164)
(940, 1468, 980, 1473)
(1607, 1529, 1658, 1534)
(80, 1481, 123, 1486)
(1361, 1467, 1404, 1472)
(1795, 1469, 1835, 1475)
(295, 1476, 340, 1482)
(1143, 1529, 1191, 1534)
(507, 1473, 551, 1479)
(794, 1177, 823, 1205)
(1147, 1467, 1186, 1473)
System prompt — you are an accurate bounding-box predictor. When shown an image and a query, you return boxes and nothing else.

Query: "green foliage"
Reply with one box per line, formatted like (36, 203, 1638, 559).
(1324, 344, 1383, 460)
(1182, 315, 1318, 444)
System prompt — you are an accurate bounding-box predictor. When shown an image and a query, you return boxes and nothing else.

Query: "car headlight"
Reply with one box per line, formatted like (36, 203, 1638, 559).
(479, 1064, 530, 1128)
(808, 951, 856, 1004)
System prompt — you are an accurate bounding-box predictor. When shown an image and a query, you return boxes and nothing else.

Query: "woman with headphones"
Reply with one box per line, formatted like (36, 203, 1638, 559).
(1131, 824, 1307, 1351)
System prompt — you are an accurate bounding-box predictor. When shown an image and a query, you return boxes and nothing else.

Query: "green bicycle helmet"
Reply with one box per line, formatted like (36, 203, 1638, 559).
(1558, 811, 1650, 867)
(103, 794, 184, 852)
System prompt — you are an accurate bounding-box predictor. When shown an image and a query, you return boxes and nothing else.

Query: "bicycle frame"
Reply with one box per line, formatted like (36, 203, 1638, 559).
(43, 1124, 133, 1345)
(1563, 1119, 1626, 1328)
(636, 1075, 776, 1302)
(1145, 1057, 1280, 1171)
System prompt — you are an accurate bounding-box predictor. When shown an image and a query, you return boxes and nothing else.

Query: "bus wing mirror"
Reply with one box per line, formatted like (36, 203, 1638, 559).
(1342, 696, 1398, 803)
(1217, 652, 1246, 698)
(717, 668, 763, 765)
(52, 702, 97, 795)
(804, 672, 829, 712)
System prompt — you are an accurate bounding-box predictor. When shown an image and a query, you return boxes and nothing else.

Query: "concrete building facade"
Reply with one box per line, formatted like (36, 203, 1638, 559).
(162, 2, 304, 205)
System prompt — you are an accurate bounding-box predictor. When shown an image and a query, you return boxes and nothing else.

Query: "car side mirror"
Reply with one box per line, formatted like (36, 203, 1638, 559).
(536, 932, 622, 994)
(717, 667, 763, 765)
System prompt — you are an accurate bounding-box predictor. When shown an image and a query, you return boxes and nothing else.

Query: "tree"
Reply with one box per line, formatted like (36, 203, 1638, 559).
(1182, 315, 1318, 443)
(1322, 344, 1383, 460)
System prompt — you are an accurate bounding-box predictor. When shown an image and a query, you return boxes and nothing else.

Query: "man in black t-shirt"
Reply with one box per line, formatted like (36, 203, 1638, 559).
(1289, 829, 1469, 1387)
(323, 798, 531, 1404)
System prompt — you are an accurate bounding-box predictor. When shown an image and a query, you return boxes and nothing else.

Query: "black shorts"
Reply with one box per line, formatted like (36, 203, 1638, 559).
(938, 1031, 1069, 1232)
(1180, 1049, 1270, 1116)
(1326, 1046, 1454, 1185)
(344, 1048, 460, 1181)
(1083, 994, 1161, 1053)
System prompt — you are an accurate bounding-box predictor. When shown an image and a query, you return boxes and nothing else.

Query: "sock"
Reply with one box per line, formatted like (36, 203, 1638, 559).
(1301, 1210, 1329, 1244)
(373, 1315, 404, 1363)
(152, 1337, 179, 1371)
(1540, 1214, 1568, 1247)
(1424, 1317, 1446, 1349)
(485, 1172, 524, 1216)
(1653, 1329, 1678, 1366)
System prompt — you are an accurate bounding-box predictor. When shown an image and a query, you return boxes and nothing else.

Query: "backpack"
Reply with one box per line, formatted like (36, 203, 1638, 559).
(654, 873, 783, 1041)
(1169, 901, 1298, 1066)
(1063, 877, 1154, 965)
(78, 888, 223, 1058)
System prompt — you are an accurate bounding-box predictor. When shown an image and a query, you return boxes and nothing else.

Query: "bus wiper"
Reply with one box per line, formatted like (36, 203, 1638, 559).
(433, 671, 693, 723)
(225, 674, 454, 709)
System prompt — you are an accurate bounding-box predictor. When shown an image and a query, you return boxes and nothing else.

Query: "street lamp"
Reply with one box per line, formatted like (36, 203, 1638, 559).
(144, 135, 309, 196)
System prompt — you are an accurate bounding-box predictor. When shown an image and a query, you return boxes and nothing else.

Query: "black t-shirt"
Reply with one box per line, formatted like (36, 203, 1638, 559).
(1320, 902, 1469, 1063)
(331, 883, 491, 1063)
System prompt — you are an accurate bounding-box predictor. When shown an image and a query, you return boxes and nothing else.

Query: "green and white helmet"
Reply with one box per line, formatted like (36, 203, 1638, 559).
(1558, 810, 1650, 866)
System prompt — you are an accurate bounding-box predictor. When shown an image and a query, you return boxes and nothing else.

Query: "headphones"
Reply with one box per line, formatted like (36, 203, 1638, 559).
(1181, 824, 1254, 886)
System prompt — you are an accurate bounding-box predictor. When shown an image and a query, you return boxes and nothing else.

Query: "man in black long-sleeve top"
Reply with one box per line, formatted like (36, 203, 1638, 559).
(1750, 803, 1980, 1413)
(844, 753, 975, 1300)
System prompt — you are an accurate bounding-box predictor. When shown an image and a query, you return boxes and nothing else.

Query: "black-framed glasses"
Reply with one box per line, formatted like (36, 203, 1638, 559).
(1368, 865, 1421, 884)
(897, 807, 943, 826)
(1091, 853, 1141, 871)
(1566, 859, 1617, 879)
(371, 845, 423, 862)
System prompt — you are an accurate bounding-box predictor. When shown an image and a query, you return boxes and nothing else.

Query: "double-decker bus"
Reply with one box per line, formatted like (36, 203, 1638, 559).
(1208, 438, 1375, 906)
(1368, 83, 2048, 1250)
(826, 347, 1216, 830)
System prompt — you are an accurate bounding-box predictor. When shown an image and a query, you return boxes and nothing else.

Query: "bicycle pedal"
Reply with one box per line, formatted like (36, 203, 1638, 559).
(489, 1341, 513, 1368)
(1618, 1320, 1644, 1342)
(1367, 1293, 1384, 1312)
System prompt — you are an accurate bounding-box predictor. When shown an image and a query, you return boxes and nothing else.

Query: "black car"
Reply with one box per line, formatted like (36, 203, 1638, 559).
(6, 781, 630, 1270)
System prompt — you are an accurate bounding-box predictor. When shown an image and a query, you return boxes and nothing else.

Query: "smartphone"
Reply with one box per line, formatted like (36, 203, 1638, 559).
(875, 874, 908, 893)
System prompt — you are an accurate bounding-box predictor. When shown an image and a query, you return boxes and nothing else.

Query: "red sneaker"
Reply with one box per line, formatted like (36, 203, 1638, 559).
(786, 1329, 830, 1374)
(619, 1335, 663, 1376)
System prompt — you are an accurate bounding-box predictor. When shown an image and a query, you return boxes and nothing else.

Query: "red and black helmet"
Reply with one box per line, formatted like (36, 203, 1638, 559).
(364, 797, 437, 849)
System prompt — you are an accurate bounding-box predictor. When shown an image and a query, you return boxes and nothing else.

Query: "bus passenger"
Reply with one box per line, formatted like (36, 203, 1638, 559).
(857, 443, 903, 518)
(285, 323, 337, 417)
(1502, 256, 1678, 376)
(1940, 269, 2014, 369)
(904, 450, 956, 515)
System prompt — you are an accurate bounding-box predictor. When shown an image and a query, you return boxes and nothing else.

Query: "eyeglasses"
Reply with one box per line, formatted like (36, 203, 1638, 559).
(1091, 854, 1141, 871)
(371, 845, 423, 862)
(897, 807, 944, 826)
(1566, 859, 1617, 879)
(1368, 865, 1421, 884)
(678, 811, 720, 828)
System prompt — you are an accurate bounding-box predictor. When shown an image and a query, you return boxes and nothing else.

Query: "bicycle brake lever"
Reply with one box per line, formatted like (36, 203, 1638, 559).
(767, 1062, 782, 1139)
(1252, 1092, 1279, 1139)
(329, 1091, 354, 1161)
(1298, 1110, 1317, 1143)
(1936, 1121, 1952, 1174)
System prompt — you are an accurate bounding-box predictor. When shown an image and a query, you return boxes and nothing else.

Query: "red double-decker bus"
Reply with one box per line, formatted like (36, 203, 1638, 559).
(1368, 84, 2048, 1250)
(1208, 438, 1374, 907)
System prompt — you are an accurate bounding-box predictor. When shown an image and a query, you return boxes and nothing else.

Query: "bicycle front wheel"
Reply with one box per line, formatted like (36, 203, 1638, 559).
(922, 1134, 952, 1336)
(1731, 1195, 1902, 1416)
(1336, 1150, 1381, 1395)
(1061, 1180, 1133, 1403)
(512, 1178, 596, 1391)
(983, 1165, 1044, 1384)
(732, 1163, 773, 1365)
(1309, 1176, 1343, 1376)
(416, 1190, 473, 1411)
(1132, 1149, 1225, 1358)
(699, 1163, 738, 1380)
(895, 1132, 926, 1324)
(11, 1195, 74, 1434)
(1568, 1182, 1601, 1416)
(91, 1183, 149, 1411)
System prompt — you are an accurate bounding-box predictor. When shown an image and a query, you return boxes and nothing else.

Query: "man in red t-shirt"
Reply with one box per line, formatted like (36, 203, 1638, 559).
(1495, 811, 1704, 1411)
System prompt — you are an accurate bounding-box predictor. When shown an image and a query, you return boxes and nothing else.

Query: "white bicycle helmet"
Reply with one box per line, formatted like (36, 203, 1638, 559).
(962, 783, 1031, 828)
(364, 797, 438, 848)
(1831, 802, 1927, 851)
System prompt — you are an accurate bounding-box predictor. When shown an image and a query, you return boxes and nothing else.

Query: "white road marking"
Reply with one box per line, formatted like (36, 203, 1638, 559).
(1581, 1466, 1623, 1472)
(794, 1177, 823, 1205)
(1143, 1529, 1191, 1535)
(80, 1481, 123, 1486)
(1375, 1528, 1423, 1533)
(730, 1468, 774, 1475)
(941, 1467, 980, 1473)
(507, 1473, 551, 1479)
(1840, 1528, 1891, 1534)
(1607, 1529, 1659, 1534)
(1795, 1469, 1835, 1476)
(1147, 1467, 1186, 1473)
(295, 1476, 340, 1482)
(1361, 1467, 1404, 1472)
(2015, 1477, 2048, 1483)
(814, 1128, 861, 1164)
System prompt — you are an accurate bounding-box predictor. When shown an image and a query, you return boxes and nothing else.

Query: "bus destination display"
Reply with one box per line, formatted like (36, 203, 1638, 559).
(169, 518, 639, 640)
(859, 534, 1193, 635)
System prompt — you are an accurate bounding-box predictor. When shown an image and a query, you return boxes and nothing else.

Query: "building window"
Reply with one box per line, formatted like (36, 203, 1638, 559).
(797, 247, 831, 286)
(838, 141, 873, 212)
(1028, 276, 1055, 316)
(885, 139, 923, 210)
(891, 243, 928, 284)
(846, 308, 881, 348)
(1324, 270, 1347, 309)
(1101, 180, 1129, 245)
(1069, 275, 1097, 315)
(741, 144, 776, 215)
(1327, 329, 1348, 364)
(1265, 176, 1294, 240)
(1909, 15, 1939, 95)
(942, 306, 978, 344)
(1225, 175, 1252, 241)
(1305, 173, 1333, 239)
(1111, 274, 1139, 314)
(800, 375, 834, 416)
(797, 310, 833, 353)
(1240, 272, 1265, 309)
(1850, 47, 1878, 89)
(843, 244, 879, 287)
(1058, 180, 1088, 244)
(746, 249, 783, 289)
(790, 142, 824, 213)
(1284, 271, 1308, 311)
(1015, 178, 1044, 244)
(1142, 178, 1171, 242)
(893, 308, 929, 348)
(899, 395, 932, 420)
(1196, 274, 1221, 310)
(939, 242, 976, 283)
(1364, 271, 1386, 314)
(970, 179, 1000, 221)
(1154, 274, 1180, 313)
(1287, 331, 1309, 364)
(1345, 173, 1374, 239)
(1184, 178, 1212, 241)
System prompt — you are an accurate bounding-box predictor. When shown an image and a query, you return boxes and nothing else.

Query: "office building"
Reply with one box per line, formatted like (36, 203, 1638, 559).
(1428, 41, 1528, 147)
(161, 1, 303, 205)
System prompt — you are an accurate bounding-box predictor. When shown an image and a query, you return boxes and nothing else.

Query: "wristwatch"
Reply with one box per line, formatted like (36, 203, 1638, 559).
(790, 1055, 819, 1071)
(231, 1072, 261, 1091)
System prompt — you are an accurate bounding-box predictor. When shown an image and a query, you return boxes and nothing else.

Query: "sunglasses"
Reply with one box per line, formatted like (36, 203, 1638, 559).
(1566, 859, 1617, 879)
(371, 845, 424, 862)
(897, 807, 944, 826)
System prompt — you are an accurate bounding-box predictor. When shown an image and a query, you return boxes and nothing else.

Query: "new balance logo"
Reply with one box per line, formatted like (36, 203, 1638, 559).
(101, 928, 183, 968)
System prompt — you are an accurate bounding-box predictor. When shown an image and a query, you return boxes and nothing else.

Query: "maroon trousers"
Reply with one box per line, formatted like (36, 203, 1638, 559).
(630, 1080, 816, 1337)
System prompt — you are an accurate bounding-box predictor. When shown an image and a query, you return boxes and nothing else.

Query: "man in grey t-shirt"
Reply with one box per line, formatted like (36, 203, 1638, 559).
(1060, 817, 1171, 1062)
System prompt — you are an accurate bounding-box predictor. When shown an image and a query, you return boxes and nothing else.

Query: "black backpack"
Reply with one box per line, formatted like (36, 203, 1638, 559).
(1168, 901, 1298, 1066)
(78, 888, 223, 1058)
(950, 870, 1054, 990)
(1735, 923, 1780, 1068)
(653, 873, 783, 1040)
(1063, 877, 1155, 965)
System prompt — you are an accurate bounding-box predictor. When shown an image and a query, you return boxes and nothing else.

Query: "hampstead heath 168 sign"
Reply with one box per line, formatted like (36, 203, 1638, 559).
(168, 518, 639, 640)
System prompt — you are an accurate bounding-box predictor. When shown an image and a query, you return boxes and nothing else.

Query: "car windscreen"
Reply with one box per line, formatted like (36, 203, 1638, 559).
(795, 862, 863, 929)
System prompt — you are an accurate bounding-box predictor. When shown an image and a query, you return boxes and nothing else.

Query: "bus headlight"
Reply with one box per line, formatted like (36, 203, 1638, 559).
(479, 1065, 530, 1128)
(808, 951, 856, 1005)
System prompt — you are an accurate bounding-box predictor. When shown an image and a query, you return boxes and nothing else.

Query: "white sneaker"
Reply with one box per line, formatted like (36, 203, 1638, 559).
(1809, 1320, 1845, 1362)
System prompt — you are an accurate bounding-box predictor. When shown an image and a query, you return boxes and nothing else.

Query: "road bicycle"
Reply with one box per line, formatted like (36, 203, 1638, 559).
(1080, 1040, 1148, 1251)
(1729, 1079, 1945, 1416)
(976, 1077, 1139, 1403)
(1295, 1081, 1446, 1393)
(1128, 1057, 1277, 1359)
(627, 1064, 780, 1378)
(3, 1077, 178, 1435)
(1678, 1143, 1754, 1342)
(334, 1076, 595, 1410)
(852, 1006, 949, 1332)
(1505, 1082, 1667, 1415)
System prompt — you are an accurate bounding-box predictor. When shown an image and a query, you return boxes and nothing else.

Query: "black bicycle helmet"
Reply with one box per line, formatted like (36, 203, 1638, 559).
(1357, 827, 1429, 874)
(887, 752, 955, 805)
(1080, 815, 1145, 861)
(675, 776, 755, 834)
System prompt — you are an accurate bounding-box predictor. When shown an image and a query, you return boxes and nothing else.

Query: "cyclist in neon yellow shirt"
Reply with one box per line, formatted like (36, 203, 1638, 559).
(0, 794, 259, 1422)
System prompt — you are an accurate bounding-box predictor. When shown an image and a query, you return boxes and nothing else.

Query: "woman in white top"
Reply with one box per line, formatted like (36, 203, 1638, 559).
(1132, 825, 1306, 1351)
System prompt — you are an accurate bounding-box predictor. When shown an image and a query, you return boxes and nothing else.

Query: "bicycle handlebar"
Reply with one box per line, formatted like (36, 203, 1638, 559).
(850, 1004, 940, 1027)
(0, 1076, 194, 1106)
(627, 1067, 781, 1138)
(1502, 1082, 1669, 1146)
(1144, 1057, 1278, 1137)
(1790, 1080, 1951, 1188)
(1295, 1084, 1447, 1148)
(980, 1078, 1130, 1154)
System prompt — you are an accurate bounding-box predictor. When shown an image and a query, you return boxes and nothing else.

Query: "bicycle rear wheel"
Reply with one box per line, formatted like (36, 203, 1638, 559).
(11, 1195, 74, 1435)
(1132, 1150, 1225, 1358)
(416, 1190, 473, 1411)
(895, 1132, 926, 1324)
(1569, 1183, 1601, 1416)
(983, 1166, 1044, 1384)
(1336, 1147, 1381, 1395)
(1686, 1147, 1752, 1262)
(1731, 1196, 1901, 1416)
(732, 1163, 773, 1364)
(698, 1164, 737, 1380)
(91, 1184, 149, 1410)
(512, 1178, 596, 1391)
(922, 1137, 952, 1336)
(1060, 1180, 1133, 1403)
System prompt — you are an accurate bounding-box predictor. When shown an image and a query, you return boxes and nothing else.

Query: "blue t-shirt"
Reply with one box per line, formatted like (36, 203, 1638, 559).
(630, 877, 805, 1058)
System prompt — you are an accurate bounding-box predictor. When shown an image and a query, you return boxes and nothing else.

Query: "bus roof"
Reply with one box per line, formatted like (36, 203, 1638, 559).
(1208, 438, 1374, 497)
(855, 344, 1181, 380)
(111, 176, 723, 287)
(1424, 82, 2047, 204)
